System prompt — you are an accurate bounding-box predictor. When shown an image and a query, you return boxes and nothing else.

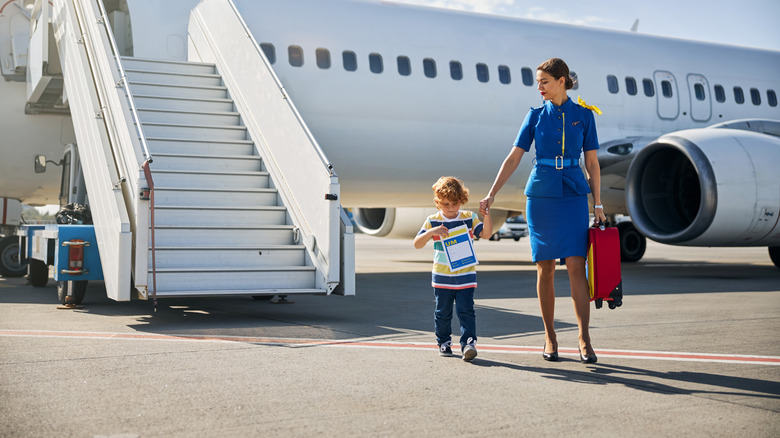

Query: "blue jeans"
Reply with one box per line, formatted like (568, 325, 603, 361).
(434, 287, 476, 349)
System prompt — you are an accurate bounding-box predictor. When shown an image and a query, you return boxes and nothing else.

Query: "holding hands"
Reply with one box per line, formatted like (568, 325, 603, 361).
(479, 196, 494, 217)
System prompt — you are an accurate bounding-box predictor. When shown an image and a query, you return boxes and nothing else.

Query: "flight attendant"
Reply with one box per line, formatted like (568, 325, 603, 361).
(480, 58, 606, 364)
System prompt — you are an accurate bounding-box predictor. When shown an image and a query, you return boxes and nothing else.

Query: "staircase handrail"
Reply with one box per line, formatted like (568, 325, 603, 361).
(50, 0, 133, 299)
(92, 0, 153, 165)
(189, 0, 342, 292)
(67, 0, 154, 297)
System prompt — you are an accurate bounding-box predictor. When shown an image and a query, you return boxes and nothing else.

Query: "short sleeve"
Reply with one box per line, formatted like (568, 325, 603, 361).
(471, 212, 484, 238)
(418, 217, 432, 236)
(513, 109, 537, 151)
(582, 109, 599, 151)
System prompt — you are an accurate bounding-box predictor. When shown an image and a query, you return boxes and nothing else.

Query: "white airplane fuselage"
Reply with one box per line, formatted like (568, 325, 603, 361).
(2, 0, 779, 247)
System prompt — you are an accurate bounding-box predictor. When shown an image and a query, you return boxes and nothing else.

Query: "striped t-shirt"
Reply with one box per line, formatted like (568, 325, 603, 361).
(418, 210, 484, 289)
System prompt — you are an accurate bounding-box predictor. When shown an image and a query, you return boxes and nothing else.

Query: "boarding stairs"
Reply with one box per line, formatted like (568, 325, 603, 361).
(30, 0, 353, 300)
(125, 58, 318, 297)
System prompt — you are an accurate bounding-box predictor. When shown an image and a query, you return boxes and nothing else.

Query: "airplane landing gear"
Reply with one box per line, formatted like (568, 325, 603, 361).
(770, 247, 780, 269)
(617, 222, 646, 262)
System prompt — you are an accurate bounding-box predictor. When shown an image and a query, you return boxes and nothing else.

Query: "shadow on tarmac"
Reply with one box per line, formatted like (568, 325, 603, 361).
(467, 358, 780, 401)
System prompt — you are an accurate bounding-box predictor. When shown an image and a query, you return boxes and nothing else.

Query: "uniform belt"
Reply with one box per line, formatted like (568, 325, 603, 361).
(536, 157, 580, 169)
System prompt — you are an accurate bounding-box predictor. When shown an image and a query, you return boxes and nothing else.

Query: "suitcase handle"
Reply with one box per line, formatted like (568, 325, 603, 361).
(592, 220, 611, 230)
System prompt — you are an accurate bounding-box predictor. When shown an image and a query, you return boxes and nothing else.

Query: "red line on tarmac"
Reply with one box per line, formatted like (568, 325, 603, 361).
(2, 329, 779, 365)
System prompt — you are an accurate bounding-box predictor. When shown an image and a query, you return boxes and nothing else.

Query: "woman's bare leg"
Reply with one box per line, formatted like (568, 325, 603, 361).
(566, 256, 594, 355)
(537, 260, 557, 352)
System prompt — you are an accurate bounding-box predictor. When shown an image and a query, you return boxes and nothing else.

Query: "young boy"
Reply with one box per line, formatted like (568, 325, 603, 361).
(413, 176, 492, 361)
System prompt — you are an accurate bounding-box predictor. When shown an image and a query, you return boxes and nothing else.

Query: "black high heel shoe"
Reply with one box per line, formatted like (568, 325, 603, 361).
(543, 342, 559, 362)
(579, 347, 597, 364)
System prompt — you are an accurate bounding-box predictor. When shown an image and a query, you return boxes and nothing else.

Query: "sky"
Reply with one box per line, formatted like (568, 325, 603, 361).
(392, 0, 780, 51)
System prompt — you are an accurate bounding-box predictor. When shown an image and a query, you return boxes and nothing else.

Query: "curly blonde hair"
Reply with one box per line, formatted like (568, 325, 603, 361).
(432, 176, 469, 205)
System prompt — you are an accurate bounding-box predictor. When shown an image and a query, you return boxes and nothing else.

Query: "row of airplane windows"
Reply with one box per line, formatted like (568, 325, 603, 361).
(607, 75, 778, 107)
(260, 44, 778, 108)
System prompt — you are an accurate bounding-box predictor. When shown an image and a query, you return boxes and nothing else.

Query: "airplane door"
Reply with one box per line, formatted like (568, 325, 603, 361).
(654, 71, 679, 120)
(687, 74, 711, 122)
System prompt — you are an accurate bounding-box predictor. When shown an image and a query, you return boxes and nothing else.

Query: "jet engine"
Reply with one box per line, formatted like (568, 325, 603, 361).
(352, 207, 506, 239)
(626, 122, 780, 248)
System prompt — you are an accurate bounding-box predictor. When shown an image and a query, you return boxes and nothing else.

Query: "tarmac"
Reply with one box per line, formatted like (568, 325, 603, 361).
(1, 235, 779, 437)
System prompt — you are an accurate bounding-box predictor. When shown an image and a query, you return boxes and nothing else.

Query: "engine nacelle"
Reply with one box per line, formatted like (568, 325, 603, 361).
(625, 124, 780, 246)
(352, 207, 507, 239)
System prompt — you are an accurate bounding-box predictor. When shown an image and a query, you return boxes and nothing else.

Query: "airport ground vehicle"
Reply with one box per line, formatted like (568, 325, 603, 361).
(490, 215, 528, 241)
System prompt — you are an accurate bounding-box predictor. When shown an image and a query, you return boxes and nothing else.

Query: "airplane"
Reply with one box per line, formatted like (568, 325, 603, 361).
(1, 0, 779, 280)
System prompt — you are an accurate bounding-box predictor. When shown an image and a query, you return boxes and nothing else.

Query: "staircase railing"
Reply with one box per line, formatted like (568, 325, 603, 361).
(49, 0, 136, 299)
(52, 0, 152, 299)
(189, 0, 346, 293)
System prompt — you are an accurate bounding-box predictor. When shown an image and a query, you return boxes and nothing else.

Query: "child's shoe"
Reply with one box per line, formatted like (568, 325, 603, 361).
(438, 341, 453, 357)
(462, 338, 477, 361)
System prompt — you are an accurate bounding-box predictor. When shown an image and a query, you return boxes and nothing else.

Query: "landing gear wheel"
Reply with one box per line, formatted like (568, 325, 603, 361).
(617, 222, 646, 262)
(770, 247, 780, 269)
(28, 259, 49, 287)
(0, 236, 27, 277)
(57, 280, 87, 305)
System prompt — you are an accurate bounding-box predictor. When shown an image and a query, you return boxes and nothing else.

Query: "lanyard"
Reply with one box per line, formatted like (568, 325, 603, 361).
(561, 112, 565, 158)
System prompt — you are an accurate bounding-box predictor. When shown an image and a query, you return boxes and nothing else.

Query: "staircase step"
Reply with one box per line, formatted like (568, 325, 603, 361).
(154, 206, 286, 226)
(128, 82, 228, 99)
(153, 187, 278, 207)
(133, 95, 235, 113)
(147, 266, 317, 292)
(149, 245, 306, 268)
(137, 108, 241, 126)
(140, 122, 247, 141)
(152, 153, 262, 172)
(146, 138, 255, 156)
(151, 225, 295, 246)
(148, 288, 326, 298)
(122, 57, 216, 75)
(151, 170, 270, 189)
(125, 69, 223, 87)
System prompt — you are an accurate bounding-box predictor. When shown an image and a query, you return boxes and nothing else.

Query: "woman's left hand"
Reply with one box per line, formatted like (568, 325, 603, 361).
(594, 208, 607, 225)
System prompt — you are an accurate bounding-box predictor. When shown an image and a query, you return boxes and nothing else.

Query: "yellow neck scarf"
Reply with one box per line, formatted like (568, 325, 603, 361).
(577, 96, 603, 115)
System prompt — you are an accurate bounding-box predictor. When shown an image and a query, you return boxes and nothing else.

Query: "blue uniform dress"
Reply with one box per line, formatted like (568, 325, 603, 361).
(513, 97, 599, 262)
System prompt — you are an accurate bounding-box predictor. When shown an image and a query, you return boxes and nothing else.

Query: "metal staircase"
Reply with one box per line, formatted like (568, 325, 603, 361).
(122, 57, 321, 297)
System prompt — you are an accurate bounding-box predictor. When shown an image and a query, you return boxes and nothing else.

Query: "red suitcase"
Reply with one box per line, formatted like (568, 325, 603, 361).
(587, 225, 623, 309)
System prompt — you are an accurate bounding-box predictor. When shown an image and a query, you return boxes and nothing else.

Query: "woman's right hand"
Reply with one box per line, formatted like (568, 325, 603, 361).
(479, 196, 494, 216)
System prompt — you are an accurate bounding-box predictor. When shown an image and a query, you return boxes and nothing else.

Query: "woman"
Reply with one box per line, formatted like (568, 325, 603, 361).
(479, 58, 606, 364)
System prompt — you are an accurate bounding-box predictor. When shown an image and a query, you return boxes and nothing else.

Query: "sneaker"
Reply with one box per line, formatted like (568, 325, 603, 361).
(439, 341, 453, 357)
(462, 338, 477, 361)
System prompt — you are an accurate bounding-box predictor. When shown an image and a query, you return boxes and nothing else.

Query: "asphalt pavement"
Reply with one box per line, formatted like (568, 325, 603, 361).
(1, 235, 778, 437)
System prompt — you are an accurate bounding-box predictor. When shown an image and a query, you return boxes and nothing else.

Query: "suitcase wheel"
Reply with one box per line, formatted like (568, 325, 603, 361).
(608, 302, 616, 309)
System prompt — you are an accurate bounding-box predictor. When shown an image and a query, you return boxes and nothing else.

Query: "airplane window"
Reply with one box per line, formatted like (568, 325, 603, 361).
(343, 51, 357, 72)
(423, 58, 437, 78)
(288, 46, 303, 67)
(607, 75, 619, 94)
(260, 43, 276, 64)
(450, 61, 463, 80)
(521, 67, 533, 86)
(733, 86, 745, 104)
(476, 63, 489, 83)
(714, 85, 726, 102)
(397, 56, 411, 76)
(768, 90, 778, 107)
(750, 88, 761, 105)
(369, 53, 383, 74)
(694, 83, 705, 101)
(570, 71, 579, 90)
(316, 48, 331, 69)
(625, 77, 637, 95)
(661, 80, 673, 98)
(643, 79, 654, 97)
(498, 65, 511, 84)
